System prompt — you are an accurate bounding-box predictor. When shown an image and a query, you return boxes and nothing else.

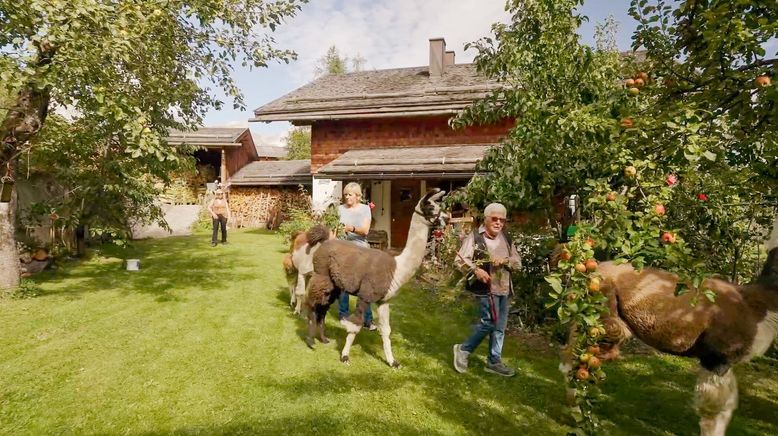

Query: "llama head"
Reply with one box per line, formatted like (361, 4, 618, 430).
(414, 188, 448, 227)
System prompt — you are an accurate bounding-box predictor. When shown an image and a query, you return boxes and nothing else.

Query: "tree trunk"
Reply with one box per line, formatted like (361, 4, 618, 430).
(0, 60, 52, 290)
(0, 185, 19, 290)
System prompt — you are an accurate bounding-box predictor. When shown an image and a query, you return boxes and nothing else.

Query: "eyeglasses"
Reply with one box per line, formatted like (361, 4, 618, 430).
(487, 216, 507, 223)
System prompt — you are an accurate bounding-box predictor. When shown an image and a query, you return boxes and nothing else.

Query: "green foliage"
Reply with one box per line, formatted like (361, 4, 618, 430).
(5, 278, 42, 299)
(277, 194, 340, 244)
(314, 45, 349, 76)
(283, 126, 311, 160)
(456, 0, 778, 431)
(506, 224, 559, 330)
(0, 0, 307, 285)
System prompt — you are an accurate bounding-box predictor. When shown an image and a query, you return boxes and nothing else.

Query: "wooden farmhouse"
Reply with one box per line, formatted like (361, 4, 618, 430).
(165, 127, 310, 230)
(251, 38, 513, 247)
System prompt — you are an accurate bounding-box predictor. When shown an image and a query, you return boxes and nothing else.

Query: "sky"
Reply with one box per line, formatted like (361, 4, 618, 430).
(203, 0, 639, 148)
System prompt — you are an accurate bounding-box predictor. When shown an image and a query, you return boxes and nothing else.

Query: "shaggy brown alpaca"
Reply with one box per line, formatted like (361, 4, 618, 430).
(305, 189, 448, 367)
(596, 247, 778, 436)
(282, 225, 332, 314)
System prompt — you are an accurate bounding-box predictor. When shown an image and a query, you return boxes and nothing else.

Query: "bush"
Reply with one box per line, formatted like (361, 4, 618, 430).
(277, 200, 341, 244)
(419, 222, 558, 331)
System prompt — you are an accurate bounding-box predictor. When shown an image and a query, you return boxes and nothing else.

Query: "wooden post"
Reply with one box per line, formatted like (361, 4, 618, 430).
(220, 147, 228, 184)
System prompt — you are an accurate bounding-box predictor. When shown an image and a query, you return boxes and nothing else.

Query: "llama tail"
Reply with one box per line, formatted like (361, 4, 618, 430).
(757, 247, 778, 287)
(282, 253, 295, 275)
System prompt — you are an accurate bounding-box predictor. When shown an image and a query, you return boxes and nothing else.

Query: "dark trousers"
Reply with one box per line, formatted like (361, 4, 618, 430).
(212, 215, 227, 243)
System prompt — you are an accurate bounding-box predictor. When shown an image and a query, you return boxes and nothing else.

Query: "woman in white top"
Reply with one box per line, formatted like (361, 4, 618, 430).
(337, 182, 376, 330)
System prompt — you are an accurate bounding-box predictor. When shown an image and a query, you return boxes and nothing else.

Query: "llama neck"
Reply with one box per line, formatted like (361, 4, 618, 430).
(384, 214, 430, 300)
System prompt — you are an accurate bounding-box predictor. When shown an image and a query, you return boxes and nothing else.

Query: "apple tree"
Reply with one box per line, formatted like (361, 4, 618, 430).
(0, 0, 307, 290)
(454, 0, 778, 431)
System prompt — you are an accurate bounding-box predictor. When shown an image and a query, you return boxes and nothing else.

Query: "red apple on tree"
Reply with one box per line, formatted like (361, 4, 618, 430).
(576, 367, 590, 381)
(654, 204, 665, 216)
(588, 277, 601, 292)
(606, 192, 617, 201)
(624, 78, 635, 87)
(624, 166, 637, 178)
(756, 75, 771, 87)
(620, 118, 634, 128)
(575, 263, 587, 273)
(585, 259, 598, 272)
(661, 232, 677, 244)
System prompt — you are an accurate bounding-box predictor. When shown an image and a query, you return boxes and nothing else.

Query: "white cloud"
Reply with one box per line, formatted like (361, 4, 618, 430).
(249, 123, 291, 148)
(274, 0, 510, 85)
(213, 119, 249, 128)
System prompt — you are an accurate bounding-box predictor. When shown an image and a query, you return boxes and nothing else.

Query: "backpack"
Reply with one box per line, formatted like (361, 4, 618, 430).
(464, 231, 514, 296)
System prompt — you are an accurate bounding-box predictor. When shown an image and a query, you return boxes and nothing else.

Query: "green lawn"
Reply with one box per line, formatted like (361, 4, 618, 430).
(2, 229, 777, 435)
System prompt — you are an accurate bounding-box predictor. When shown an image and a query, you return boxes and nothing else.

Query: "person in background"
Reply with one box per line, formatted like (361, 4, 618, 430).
(452, 202, 521, 377)
(208, 188, 231, 246)
(337, 182, 376, 331)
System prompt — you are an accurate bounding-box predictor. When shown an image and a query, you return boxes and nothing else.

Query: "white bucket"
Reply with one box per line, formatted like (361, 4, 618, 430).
(126, 259, 141, 271)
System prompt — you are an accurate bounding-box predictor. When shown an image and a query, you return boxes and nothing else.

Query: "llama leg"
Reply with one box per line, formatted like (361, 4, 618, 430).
(293, 272, 306, 315)
(340, 298, 365, 364)
(316, 305, 329, 343)
(305, 306, 317, 349)
(376, 303, 400, 368)
(305, 274, 334, 348)
(695, 368, 738, 436)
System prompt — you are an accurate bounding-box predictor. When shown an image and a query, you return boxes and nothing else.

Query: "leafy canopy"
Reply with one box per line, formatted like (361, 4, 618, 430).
(0, 0, 306, 288)
(455, 0, 778, 431)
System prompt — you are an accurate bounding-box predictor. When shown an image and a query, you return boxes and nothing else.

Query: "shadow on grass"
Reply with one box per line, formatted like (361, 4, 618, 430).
(141, 412, 467, 435)
(287, 287, 573, 433)
(34, 236, 258, 301)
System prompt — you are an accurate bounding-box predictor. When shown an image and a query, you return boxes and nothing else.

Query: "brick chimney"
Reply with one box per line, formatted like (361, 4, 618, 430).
(444, 50, 455, 66)
(429, 37, 446, 77)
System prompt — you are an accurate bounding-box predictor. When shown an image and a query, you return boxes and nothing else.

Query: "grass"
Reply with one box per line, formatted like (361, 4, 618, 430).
(1, 228, 777, 435)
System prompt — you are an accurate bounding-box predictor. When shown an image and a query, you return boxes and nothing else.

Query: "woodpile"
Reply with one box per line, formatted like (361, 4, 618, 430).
(228, 187, 309, 229)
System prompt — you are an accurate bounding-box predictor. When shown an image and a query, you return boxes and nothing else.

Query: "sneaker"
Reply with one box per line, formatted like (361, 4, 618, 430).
(211, 242, 217, 247)
(365, 323, 378, 331)
(485, 361, 516, 377)
(453, 344, 470, 373)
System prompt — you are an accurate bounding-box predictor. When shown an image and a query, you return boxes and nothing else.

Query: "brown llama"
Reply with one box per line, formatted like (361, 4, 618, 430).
(595, 246, 778, 436)
(305, 189, 448, 367)
(281, 225, 332, 314)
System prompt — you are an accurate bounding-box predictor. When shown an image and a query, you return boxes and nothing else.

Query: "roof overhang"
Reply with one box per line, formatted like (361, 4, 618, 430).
(229, 160, 312, 186)
(230, 177, 312, 186)
(316, 145, 491, 180)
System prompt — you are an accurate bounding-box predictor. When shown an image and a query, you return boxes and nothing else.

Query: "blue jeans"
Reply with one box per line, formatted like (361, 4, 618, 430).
(339, 293, 373, 326)
(460, 295, 510, 364)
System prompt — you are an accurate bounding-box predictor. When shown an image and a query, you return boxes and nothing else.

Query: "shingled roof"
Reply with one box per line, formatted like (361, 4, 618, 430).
(167, 127, 249, 147)
(316, 145, 490, 180)
(255, 145, 287, 159)
(229, 160, 312, 186)
(251, 63, 500, 122)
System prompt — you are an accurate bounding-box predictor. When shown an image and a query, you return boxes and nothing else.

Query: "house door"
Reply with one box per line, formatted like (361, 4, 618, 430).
(390, 179, 420, 248)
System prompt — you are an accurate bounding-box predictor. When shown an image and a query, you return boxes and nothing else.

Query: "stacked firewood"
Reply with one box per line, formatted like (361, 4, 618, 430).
(228, 187, 309, 229)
